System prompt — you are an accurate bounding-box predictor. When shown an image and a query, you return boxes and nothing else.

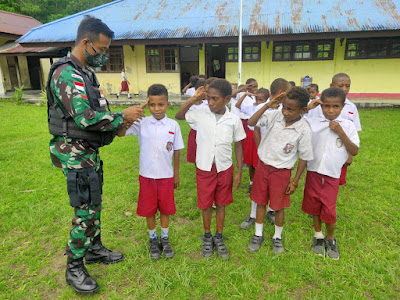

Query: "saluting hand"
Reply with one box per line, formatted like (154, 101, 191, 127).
(123, 104, 145, 123)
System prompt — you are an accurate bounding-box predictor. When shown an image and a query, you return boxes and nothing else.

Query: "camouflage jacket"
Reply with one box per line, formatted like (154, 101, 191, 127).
(49, 54, 124, 174)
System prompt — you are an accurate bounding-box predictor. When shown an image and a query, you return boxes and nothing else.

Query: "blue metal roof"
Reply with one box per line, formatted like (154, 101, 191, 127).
(18, 0, 400, 44)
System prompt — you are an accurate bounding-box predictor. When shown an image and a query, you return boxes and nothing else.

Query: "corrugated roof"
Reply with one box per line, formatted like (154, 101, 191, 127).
(0, 10, 42, 36)
(0, 41, 63, 56)
(17, 0, 400, 44)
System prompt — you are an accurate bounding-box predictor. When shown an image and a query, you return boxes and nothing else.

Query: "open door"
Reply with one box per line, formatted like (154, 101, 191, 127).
(205, 44, 225, 78)
(180, 45, 199, 91)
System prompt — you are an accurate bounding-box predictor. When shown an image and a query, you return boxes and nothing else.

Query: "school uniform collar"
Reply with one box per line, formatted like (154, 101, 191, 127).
(206, 105, 232, 121)
(149, 115, 168, 124)
(278, 113, 306, 132)
(319, 116, 345, 123)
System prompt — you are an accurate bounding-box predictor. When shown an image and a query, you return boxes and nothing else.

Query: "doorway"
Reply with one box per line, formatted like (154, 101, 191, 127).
(27, 56, 41, 90)
(205, 44, 225, 78)
(180, 46, 199, 91)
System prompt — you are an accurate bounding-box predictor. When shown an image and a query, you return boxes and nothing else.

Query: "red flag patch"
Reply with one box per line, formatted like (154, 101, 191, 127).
(169, 131, 174, 135)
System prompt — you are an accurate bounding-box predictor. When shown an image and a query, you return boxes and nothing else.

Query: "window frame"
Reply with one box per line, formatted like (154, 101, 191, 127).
(345, 37, 400, 60)
(272, 40, 335, 61)
(225, 43, 261, 62)
(146, 46, 180, 73)
(98, 46, 123, 73)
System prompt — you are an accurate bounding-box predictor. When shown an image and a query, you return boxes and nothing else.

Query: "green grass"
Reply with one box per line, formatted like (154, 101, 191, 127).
(0, 100, 399, 299)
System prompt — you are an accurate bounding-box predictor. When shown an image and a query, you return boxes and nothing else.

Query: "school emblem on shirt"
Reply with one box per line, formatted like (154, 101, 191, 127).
(166, 141, 173, 151)
(283, 143, 294, 154)
(336, 138, 343, 148)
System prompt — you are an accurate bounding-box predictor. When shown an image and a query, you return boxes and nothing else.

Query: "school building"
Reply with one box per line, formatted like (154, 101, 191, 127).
(0, 10, 67, 96)
(17, 0, 400, 98)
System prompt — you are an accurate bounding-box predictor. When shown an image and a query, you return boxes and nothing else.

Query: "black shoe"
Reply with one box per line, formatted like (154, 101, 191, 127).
(201, 236, 214, 258)
(160, 237, 174, 258)
(149, 238, 161, 259)
(85, 235, 124, 264)
(66, 257, 99, 294)
(213, 236, 229, 259)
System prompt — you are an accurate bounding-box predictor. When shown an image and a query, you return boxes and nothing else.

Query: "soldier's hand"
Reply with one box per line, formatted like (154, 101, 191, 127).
(123, 105, 145, 123)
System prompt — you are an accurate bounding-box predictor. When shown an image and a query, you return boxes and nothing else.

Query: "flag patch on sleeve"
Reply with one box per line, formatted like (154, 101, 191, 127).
(74, 81, 84, 92)
(71, 73, 83, 81)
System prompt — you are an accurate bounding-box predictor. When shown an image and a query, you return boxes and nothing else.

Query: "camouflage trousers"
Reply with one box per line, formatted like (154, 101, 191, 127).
(65, 204, 102, 259)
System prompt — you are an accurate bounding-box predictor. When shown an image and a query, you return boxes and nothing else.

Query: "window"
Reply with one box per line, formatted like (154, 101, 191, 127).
(345, 37, 400, 59)
(226, 43, 261, 62)
(146, 47, 179, 72)
(100, 47, 123, 72)
(273, 40, 334, 61)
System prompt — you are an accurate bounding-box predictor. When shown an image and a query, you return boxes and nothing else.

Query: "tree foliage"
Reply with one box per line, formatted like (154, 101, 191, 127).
(0, 0, 114, 23)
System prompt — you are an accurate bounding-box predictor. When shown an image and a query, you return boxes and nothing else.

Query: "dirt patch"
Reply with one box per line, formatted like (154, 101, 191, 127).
(173, 216, 194, 226)
(286, 281, 316, 299)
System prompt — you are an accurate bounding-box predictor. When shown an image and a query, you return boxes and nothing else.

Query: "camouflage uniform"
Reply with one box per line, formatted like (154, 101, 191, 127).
(49, 54, 124, 259)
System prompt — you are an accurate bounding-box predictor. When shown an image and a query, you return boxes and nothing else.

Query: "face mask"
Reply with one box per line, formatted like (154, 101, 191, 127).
(85, 40, 109, 68)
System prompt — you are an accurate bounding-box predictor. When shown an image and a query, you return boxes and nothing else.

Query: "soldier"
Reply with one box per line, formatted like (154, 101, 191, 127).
(47, 15, 145, 294)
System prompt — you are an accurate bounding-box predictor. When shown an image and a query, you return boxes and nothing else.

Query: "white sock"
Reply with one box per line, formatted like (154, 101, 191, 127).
(314, 231, 324, 239)
(255, 222, 263, 236)
(161, 227, 169, 238)
(250, 180, 253, 185)
(128, 93, 131, 97)
(149, 228, 157, 239)
(267, 205, 274, 212)
(250, 201, 257, 219)
(117, 93, 119, 97)
(273, 225, 283, 239)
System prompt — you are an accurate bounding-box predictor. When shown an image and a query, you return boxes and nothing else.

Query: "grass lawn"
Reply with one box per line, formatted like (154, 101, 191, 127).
(0, 100, 399, 299)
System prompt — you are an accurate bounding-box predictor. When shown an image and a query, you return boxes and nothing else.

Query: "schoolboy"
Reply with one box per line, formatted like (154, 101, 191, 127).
(175, 79, 246, 259)
(307, 73, 361, 185)
(307, 84, 319, 100)
(247, 87, 313, 254)
(118, 84, 184, 259)
(248, 78, 292, 227)
(182, 75, 199, 96)
(303, 88, 359, 260)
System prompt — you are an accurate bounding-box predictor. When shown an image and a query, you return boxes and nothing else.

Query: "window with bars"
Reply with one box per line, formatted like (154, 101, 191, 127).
(226, 43, 261, 62)
(273, 40, 334, 61)
(345, 37, 400, 59)
(100, 47, 123, 72)
(146, 47, 179, 72)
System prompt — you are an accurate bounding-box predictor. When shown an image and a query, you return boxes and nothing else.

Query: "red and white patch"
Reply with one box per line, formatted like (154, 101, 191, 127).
(74, 81, 84, 92)
(166, 141, 173, 151)
(81, 94, 88, 100)
(71, 73, 83, 81)
(348, 112, 354, 115)
(169, 131, 174, 135)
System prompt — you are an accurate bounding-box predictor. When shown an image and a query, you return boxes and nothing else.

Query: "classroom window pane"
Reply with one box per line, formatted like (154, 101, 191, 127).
(283, 46, 291, 52)
(275, 53, 282, 60)
(275, 46, 282, 53)
(283, 52, 290, 59)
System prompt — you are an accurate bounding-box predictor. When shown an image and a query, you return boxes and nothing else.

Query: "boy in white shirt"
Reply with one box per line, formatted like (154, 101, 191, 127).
(247, 87, 314, 254)
(118, 84, 184, 259)
(303, 88, 359, 260)
(175, 79, 246, 259)
(307, 73, 361, 186)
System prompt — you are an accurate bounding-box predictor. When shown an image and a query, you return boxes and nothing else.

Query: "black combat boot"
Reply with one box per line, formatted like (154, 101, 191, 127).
(85, 235, 124, 264)
(66, 257, 99, 294)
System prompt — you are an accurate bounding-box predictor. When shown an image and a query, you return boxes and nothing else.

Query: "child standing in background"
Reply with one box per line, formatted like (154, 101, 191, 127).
(117, 67, 131, 99)
(118, 84, 184, 259)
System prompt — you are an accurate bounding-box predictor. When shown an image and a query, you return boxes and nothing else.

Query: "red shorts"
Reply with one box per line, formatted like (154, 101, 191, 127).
(240, 119, 249, 149)
(196, 164, 234, 209)
(302, 171, 339, 224)
(339, 165, 347, 185)
(187, 129, 197, 164)
(137, 176, 176, 217)
(243, 130, 258, 168)
(120, 81, 129, 92)
(250, 160, 291, 211)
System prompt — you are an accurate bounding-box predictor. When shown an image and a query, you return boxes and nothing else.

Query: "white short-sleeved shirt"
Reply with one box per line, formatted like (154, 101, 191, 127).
(256, 110, 313, 169)
(125, 116, 184, 179)
(233, 92, 256, 119)
(121, 71, 127, 81)
(184, 87, 196, 97)
(307, 98, 362, 131)
(306, 117, 360, 178)
(185, 106, 246, 172)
